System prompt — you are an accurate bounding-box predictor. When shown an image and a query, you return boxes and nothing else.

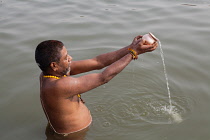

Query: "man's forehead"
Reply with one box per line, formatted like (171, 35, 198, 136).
(61, 46, 67, 53)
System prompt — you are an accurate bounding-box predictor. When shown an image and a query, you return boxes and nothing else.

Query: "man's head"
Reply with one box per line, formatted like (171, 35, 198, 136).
(35, 40, 72, 75)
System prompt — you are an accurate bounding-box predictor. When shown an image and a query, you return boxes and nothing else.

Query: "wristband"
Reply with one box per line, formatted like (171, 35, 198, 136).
(128, 48, 138, 60)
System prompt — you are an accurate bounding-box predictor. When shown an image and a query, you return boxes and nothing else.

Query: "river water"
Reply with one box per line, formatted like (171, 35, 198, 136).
(0, 0, 210, 140)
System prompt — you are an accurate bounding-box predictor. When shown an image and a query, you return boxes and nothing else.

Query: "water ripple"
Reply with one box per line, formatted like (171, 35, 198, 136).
(108, 93, 193, 125)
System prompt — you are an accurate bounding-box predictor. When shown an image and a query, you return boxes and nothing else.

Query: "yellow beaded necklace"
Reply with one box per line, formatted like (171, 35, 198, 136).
(43, 75, 65, 79)
(43, 75, 85, 103)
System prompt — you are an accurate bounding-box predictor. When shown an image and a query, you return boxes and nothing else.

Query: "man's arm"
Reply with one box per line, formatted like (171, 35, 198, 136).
(59, 37, 157, 97)
(70, 35, 156, 75)
(60, 53, 133, 97)
(69, 46, 130, 75)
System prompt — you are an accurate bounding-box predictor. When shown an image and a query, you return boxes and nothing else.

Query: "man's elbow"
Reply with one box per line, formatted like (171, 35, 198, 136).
(100, 75, 110, 84)
(100, 71, 118, 84)
(95, 62, 105, 70)
(95, 57, 107, 70)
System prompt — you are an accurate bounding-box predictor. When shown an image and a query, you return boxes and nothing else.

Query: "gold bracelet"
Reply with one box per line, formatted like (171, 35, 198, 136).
(128, 48, 138, 60)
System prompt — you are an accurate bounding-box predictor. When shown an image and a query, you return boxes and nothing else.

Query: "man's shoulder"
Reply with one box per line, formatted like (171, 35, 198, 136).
(41, 78, 64, 92)
(41, 75, 76, 98)
(47, 78, 74, 97)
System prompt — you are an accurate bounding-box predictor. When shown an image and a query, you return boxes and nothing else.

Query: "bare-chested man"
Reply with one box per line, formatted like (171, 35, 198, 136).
(35, 35, 158, 139)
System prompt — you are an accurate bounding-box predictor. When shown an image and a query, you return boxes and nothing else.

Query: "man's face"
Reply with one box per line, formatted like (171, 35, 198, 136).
(57, 46, 72, 75)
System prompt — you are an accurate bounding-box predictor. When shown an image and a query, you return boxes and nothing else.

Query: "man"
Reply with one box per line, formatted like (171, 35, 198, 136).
(35, 35, 158, 138)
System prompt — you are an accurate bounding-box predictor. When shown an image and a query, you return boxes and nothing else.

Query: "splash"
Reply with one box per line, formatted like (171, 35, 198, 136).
(163, 105, 183, 123)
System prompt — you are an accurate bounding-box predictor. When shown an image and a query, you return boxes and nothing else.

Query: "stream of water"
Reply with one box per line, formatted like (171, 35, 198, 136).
(158, 39, 182, 123)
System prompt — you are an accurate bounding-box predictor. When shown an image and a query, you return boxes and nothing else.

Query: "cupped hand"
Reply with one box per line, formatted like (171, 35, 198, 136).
(130, 35, 158, 55)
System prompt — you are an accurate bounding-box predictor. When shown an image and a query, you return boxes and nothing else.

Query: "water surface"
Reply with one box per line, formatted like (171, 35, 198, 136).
(0, 0, 210, 140)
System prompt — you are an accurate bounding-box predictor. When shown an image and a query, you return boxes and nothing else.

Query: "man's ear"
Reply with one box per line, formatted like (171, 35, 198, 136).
(50, 62, 58, 72)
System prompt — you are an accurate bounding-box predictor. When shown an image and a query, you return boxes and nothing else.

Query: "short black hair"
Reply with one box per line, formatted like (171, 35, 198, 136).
(35, 40, 64, 72)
